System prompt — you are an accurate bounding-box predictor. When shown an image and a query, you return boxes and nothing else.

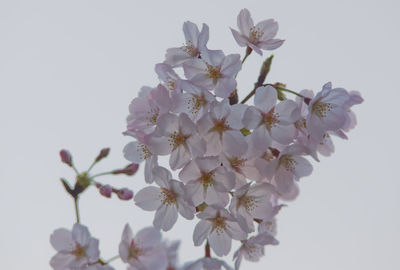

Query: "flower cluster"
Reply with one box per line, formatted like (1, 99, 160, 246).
(51, 8, 363, 270)
(121, 7, 363, 269)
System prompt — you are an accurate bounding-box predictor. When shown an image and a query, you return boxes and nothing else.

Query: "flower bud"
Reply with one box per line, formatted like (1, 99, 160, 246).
(117, 188, 133, 200)
(95, 148, 110, 163)
(59, 149, 73, 167)
(99, 184, 112, 198)
(112, 163, 139, 176)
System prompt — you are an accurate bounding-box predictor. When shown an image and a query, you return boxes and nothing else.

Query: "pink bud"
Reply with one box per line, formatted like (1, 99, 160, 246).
(304, 97, 311, 105)
(99, 184, 112, 198)
(112, 163, 139, 176)
(95, 148, 110, 162)
(60, 149, 73, 167)
(117, 188, 133, 200)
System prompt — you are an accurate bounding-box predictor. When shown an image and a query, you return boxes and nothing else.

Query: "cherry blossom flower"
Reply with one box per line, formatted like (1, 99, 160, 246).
(229, 183, 277, 233)
(243, 85, 300, 145)
(179, 156, 235, 207)
(119, 224, 168, 270)
(50, 223, 100, 270)
(155, 63, 183, 92)
(183, 258, 233, 270)
(230, 8, 284, 55)
(123, 140, 159, 183)
(220, 131, 263, 187)
(134, 166, 195, 231)
(193, 205, 247, 256)
(165, 21, 209, 67)
(257, 145, 312, 200)
(233, 232, 278, 270)
(197, 100, 247, 156)
(164, 240, 181, 270)
(151, 113, 206, 170)
(306, 82, 362, 142)
(183, 50, 241, 98)
(179, 80, 216, 121)
(126, 85, 171, 136)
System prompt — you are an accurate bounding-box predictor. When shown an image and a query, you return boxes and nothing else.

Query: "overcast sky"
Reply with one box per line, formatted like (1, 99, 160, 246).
(1, 0, 399, 269)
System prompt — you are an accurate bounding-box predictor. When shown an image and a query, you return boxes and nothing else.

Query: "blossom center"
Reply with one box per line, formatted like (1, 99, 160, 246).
(312, 101, 333, 118)
(160, 188, 177, 206)
(209, 216, 227, 235)
(206, 64, 222, 84)
(182, 40, 199, 57)
(168, 130, 189, 150)
(137, 143, 152, 160)
(249, 26, 264, 43)
(199, 171, 215, 190)
(229, 156, 246, 172)
(261, 111, 280, 130)
(237, 194, 257, 212)
(146, 107, 159, 125)
(72, 243, 87, 258)
(280, 155, 297, 172)
(167, 79, 176, 91)
(129, 240, 146, 259)
(210, 118, 231, 135)
(187, 93, 207, 115)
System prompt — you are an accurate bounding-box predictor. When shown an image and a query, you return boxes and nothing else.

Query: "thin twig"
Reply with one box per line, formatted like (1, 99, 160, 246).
(240, 55, 274, 104)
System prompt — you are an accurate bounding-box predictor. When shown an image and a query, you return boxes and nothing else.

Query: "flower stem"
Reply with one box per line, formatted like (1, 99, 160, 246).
(87, 161, 97, 173)
(91, 171, 113, 178)
(275, 86, 305, 98)
(240, 55, 273, 104)
(105, 255, 120, 264)
(72, 165, 80, 175)
(74, 197, 80, 223)
(205, 241, 211, 258)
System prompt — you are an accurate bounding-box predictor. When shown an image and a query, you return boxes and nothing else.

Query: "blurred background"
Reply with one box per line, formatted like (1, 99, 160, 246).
(1, 0, 399, 269)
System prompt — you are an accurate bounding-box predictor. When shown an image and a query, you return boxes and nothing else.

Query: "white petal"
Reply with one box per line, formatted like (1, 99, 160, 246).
(183, 21, 200, 45)
(152, 166, 172, 188)
(50, 253, 74, 270)
(72, 223, 90, 247)
(254, 85, 277, 112)
(221, 54, 241, 77)
(258, 39, 285, 50)
(209, 230, 232, 256)
(237, 8, 253, 36)
(215, 77, 236, 98)
(154, 204, 178, 231)
(134, 187, 162, 211)
(170, 145, 191, 170)
(242, 106, 262, 129)
(230, 28, 248, 47)
(50, 228, 73, 252)
(177, 197, 195, 220)
(165, 47, 191, 67)
(256, 19, 278, 40)
(275, 100, 300, 124)
(292, 156, 313, 179)
(136, 227, 162, 249)
(193, 220, 212, 246)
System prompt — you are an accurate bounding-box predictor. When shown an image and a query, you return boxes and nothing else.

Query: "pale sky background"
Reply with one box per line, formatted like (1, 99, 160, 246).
(1, 0, 399, 269)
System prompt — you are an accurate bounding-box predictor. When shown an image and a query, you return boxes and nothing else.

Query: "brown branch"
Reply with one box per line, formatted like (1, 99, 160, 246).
(240, 55, 274, 104)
